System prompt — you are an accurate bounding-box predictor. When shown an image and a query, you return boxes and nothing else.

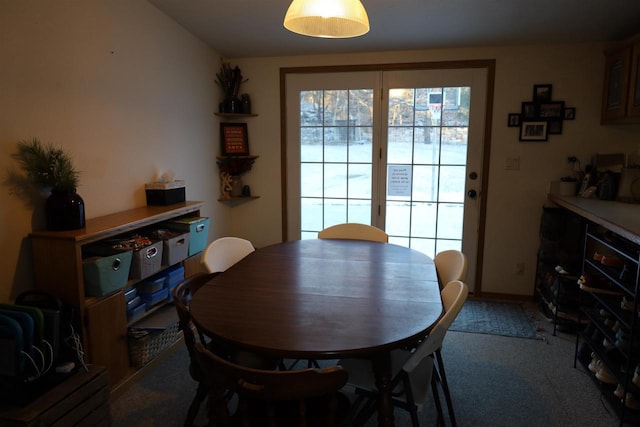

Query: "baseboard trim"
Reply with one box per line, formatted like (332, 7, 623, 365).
(472, 291, 535, 302)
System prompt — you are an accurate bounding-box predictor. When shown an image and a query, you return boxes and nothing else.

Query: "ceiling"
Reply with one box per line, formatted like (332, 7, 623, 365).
(148, 0, 640, 58)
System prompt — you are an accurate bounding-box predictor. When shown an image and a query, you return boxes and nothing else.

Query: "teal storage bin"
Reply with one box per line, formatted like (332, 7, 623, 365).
(83, 248, 133, 297)
(163, 217, 210, 256)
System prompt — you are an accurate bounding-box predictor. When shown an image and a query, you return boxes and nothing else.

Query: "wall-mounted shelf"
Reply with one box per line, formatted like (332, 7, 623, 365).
(217, 155, 258, 201)
(218, 195, 261, 202)
(216, 109, 258, 202)
(214, 112, 258, 118)
(216, 155, 259, 161)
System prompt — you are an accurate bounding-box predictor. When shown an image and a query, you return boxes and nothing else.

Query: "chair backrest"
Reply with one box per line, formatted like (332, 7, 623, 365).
(193, 342, 349, 427)
(201, 236, 255, 273)
(317, 223, 389, 243)
(434, 250, 468, 288)
(403, 280, 468, 373)
(173, 272, 219, 379)
(173, 272, 217, 326)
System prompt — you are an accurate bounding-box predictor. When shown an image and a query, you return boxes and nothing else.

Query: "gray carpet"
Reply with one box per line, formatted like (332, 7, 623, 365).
(110, 307, 619, 426)
(449, 299, 540, 339)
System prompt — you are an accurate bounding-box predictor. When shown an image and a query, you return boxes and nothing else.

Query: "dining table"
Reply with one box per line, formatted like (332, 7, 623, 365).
(189, 238, 443, 427)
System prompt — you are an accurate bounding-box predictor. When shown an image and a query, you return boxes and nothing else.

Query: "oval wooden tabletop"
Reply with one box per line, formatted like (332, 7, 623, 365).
(190, 239, 443, 359)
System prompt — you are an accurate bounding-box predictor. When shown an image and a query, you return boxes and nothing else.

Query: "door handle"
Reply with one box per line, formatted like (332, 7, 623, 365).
(467, 189, 477, 199)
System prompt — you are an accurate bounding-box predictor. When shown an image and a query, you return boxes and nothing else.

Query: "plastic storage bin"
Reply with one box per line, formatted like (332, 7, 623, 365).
(127, 303, 146, 323)
(128, 321, 179, 367)
(124, 287, 137, 303)
(126, 296, 142, 311)
(82, 248, 133, 297)
(162, 217, 210, 256)
(161, 265, 185, 301)
(140, 288, 169, 310)
(137, 277, 165, 294)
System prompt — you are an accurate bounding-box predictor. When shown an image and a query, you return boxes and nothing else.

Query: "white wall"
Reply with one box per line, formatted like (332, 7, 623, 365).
(229, 45, 640, 297)
(0, 1, 229, 302)
(3, 1, 640, 301)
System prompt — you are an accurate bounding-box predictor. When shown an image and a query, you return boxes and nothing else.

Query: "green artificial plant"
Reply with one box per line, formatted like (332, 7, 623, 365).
(11, 138, 80, 192)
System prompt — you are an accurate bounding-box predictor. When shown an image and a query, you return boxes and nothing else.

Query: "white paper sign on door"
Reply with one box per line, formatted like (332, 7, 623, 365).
(387, 165, 412, 197)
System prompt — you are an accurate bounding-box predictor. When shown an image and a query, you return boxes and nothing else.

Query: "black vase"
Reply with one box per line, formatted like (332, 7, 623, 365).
(224, 96, 242, 114)
(45, 188, 86, 231)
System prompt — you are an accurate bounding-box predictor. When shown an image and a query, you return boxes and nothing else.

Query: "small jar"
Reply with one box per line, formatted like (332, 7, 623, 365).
(240, 94, 251, 114)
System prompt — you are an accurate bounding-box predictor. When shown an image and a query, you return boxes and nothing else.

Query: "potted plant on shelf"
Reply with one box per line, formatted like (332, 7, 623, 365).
(215, 59, 248, 114)
(9, 138, 85, 230)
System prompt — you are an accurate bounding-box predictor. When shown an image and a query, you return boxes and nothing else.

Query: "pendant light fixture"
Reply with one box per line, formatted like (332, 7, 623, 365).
(283, 0, 370, 38)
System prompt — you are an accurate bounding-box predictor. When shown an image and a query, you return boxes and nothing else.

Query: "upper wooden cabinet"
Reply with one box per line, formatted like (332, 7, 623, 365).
(601, 36, 640, 124)
(627, 42, 640, 119)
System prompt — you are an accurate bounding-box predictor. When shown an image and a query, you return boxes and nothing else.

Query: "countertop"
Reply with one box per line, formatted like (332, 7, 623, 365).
(548, 194, 640, 246)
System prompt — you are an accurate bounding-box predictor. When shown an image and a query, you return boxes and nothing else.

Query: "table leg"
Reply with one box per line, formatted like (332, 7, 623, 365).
(371, 352, 395, 427)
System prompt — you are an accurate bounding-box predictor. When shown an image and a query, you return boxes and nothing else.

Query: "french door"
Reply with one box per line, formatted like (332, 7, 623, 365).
(284, 65, 490, 293)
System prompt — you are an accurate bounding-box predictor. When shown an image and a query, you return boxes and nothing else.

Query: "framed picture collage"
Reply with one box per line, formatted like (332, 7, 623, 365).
(508, 84, 576, 141)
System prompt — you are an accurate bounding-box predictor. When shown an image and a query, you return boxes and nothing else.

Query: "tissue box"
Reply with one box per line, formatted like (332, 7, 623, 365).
(145, 180, 186, 205)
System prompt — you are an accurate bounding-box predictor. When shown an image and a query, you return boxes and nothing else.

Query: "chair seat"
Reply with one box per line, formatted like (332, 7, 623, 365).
(339, 280, 468, 427)
(235, 349, 280, 370)
(339, 349, 434, 408)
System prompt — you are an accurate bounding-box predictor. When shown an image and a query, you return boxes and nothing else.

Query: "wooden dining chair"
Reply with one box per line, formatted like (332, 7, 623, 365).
(318, 223, 389, 243)
(434, 250, 468, 290)
(173, 272, 222, 427)
(201, 236, 255, 273)
(339, 280, 469, 427)
(193, 341, 350, 427)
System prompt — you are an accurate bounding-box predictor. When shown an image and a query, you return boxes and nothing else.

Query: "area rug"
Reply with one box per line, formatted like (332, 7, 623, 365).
(449, 299, 540, 339)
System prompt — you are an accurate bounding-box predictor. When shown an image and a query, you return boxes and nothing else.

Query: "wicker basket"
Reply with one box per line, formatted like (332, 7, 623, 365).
(128, 322, 180, 367)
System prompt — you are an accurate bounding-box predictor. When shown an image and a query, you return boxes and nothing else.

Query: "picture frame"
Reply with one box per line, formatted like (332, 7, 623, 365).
(537, 101, 565, 119)
(220, 122, 249, 156)
(533, 84, 552, 103)
(519, 121, 548, 141)
(521, 102, 537, 120)
(547, 119, 564, 135)
(507, 113, 520, 127)
(563, 107, 576, 120)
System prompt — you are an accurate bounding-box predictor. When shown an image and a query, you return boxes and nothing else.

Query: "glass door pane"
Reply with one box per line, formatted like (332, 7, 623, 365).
(384, 83, 471, 259)
(299, 88, 375, 239)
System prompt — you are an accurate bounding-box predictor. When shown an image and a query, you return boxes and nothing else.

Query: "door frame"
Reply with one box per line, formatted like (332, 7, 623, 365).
(279, 60, 496, 294)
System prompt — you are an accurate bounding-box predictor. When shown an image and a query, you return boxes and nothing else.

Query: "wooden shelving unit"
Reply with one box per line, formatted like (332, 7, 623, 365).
(29, 201, 205, 391)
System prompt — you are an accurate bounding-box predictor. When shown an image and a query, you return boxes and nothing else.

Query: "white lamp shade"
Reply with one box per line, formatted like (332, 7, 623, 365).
(283, 0, 370, 38)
